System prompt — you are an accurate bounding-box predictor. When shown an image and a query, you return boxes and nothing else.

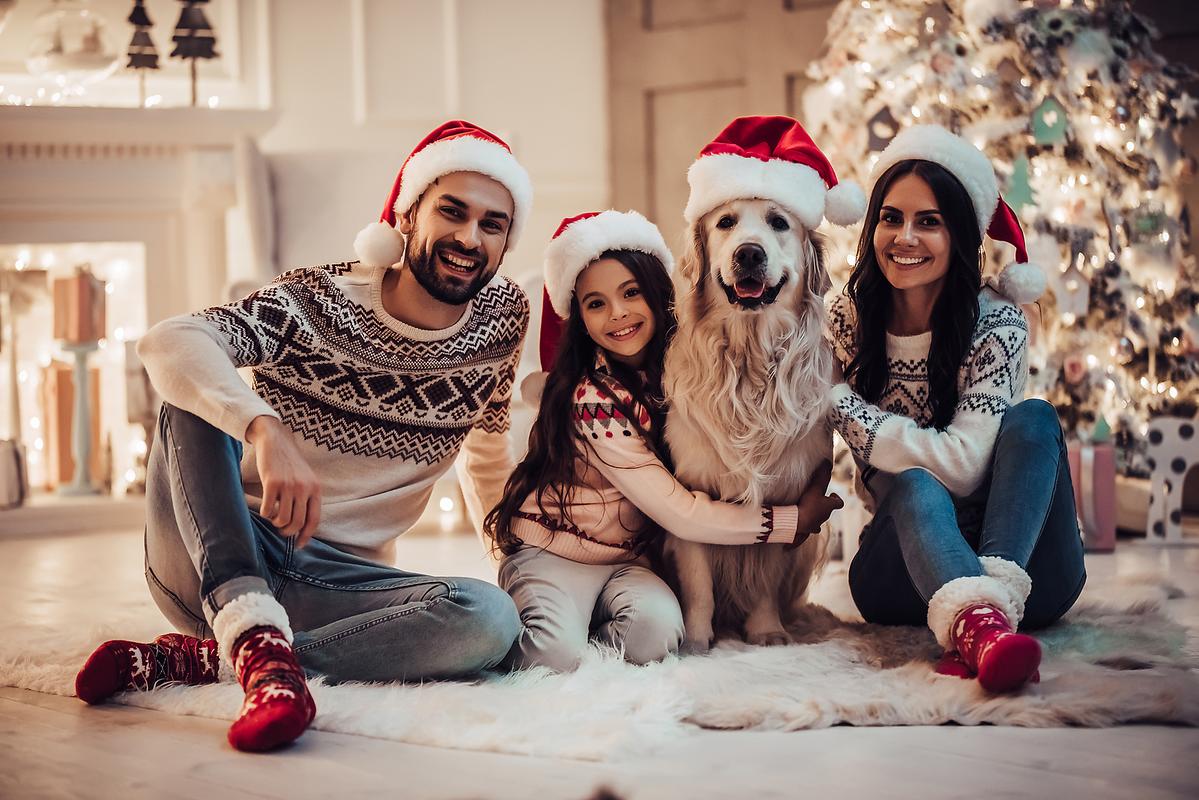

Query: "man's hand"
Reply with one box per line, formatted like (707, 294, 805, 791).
(790, 461, 844, 547)
(245, 415, 322, 548)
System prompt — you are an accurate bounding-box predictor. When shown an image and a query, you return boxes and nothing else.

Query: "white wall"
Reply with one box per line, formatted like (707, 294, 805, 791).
(260, 0, 610, 292)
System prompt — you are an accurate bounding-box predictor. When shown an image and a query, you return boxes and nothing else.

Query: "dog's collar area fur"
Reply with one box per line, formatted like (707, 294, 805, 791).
(717, 272, 789, 310)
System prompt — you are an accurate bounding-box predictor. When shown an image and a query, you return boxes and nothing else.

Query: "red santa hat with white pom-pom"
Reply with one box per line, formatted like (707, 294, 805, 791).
(869, 124, 1047, 304)
(684, 115, 867, 229)
(521, 210, 674, 405)
(353, 120, 533, 267)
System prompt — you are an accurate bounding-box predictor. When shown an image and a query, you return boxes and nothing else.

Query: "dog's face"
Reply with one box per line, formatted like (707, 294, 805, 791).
(694, 199, 818, 311)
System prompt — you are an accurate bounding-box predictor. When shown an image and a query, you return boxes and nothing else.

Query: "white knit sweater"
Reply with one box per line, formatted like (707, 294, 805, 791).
(138, 262, 528, 564)
(827, 287, 1029, 505)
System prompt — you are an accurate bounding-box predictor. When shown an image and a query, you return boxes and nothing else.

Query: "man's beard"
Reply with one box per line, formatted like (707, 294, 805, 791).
(405, 225, 496, 305)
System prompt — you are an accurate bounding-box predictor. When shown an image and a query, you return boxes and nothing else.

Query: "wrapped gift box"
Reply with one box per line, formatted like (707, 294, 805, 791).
(1067, 442, 1116, 552)
(53, 268, 106, 344)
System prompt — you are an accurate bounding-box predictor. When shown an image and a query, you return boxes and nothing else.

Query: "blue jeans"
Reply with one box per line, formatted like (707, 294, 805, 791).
(143, 403, 520, 683)
(849, 399, 1087, 630)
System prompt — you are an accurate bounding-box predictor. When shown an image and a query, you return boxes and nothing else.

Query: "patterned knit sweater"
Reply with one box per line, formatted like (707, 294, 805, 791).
(826, 287, 1029, 506)
(138, 262, 528, 564)
(511, 356, 801, 564)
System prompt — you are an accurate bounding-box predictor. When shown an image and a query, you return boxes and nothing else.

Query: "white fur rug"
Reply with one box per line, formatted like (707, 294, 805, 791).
(2, 574, 1196, 761)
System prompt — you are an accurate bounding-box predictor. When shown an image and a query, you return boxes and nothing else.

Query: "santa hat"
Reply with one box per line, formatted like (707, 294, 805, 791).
(870, 124, 1047, 304)
(543, 210, 673, 318)
(353, 120, 533, 267)
(684, 115, 866, 229)
(520, 211, 673, 405)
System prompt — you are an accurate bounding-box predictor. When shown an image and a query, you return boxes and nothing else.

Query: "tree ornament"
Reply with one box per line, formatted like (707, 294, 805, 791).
(170, 0, 219, 107)
(918, 2, 953, 46)
(867, 106, 900, 152)
(1032, 95, 1069, 145)
(1005, 155, 1036, 211)
(126, 1, 159, 107)
(1173, 93, 1198, 122)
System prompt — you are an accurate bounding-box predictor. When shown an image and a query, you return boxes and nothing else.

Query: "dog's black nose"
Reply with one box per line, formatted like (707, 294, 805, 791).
(733, 243, 766, 269)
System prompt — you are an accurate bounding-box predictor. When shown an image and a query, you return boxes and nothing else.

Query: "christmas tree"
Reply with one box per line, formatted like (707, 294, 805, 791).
(170, 0, 219, 107)
(126, 0, 159, 107)
(804, 0, 1197, 476)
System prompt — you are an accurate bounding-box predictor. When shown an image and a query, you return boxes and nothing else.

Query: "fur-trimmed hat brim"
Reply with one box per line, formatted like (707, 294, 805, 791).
(869, 124, 999, 235)
(543, 210, 674, 318)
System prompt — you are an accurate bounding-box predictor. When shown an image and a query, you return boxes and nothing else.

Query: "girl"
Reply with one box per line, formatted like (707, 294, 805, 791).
(486, 210, 841, 672)
(827, 125, 1086, 693)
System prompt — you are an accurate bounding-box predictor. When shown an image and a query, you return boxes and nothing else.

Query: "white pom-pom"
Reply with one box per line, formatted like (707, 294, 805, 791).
(997, 260, 1047, 304)
(519, 371, 548, 407)
(824, 181, 867, 226)
(353, 221, 404, 267)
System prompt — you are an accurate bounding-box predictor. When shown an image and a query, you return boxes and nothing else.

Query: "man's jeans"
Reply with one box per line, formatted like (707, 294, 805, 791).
(849, 399, 1087, 630)
(143, 403, 520, 683)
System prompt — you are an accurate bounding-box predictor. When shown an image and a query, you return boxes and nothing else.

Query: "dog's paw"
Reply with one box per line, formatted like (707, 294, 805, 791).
(679, 637, 714, 656)
(747, 630, 794, 647)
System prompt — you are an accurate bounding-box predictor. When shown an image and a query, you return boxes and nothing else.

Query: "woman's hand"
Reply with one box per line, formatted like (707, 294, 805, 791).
(790, 461, 844, 548)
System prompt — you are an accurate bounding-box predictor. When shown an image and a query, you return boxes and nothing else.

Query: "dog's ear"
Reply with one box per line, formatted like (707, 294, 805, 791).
(804, 230, 831, 298)
(676, 222, 708, 296)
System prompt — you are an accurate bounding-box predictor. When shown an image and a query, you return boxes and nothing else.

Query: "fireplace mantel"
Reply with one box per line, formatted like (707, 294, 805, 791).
(0, 106, 280, 323)
(0, 106, 277, 151)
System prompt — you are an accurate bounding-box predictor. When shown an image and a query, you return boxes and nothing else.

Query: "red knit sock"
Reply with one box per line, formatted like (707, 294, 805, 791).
(951, 603, 1041, 693)
(75, 633, 219, 705)
(226, 626, 315, 752)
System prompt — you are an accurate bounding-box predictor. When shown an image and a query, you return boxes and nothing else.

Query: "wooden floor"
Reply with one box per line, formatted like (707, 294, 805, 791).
(0, 524, 1197, 800)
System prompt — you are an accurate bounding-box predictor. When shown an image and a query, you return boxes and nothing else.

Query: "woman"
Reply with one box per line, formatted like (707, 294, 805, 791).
(828, 125, 1086, 693)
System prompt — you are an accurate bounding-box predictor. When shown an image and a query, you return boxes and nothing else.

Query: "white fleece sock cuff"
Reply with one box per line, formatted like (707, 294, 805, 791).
(978, 556, 1032, 626)
(926, 574, 1019, 650)
(211, 591, 294, 670)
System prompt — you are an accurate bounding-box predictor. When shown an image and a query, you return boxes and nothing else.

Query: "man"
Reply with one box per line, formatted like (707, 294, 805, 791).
(74, 120, 532, 752)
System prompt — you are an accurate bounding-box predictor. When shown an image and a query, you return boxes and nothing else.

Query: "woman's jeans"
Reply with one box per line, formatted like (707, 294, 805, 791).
(849, 399, 1087, 631)
(143, 403, 520, 683)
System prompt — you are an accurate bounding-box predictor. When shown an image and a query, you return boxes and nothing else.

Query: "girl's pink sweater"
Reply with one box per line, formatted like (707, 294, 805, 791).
(513, 359, 800, 564)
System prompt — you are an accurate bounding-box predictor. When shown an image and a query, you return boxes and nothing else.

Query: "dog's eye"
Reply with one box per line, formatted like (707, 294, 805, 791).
(716, 215, 736, 230)
(768, 215, 789, 232)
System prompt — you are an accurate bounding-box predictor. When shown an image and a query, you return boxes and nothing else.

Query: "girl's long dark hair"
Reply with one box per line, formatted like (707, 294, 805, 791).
(484, 249, 677, 556)
(844, 160, 983, 430)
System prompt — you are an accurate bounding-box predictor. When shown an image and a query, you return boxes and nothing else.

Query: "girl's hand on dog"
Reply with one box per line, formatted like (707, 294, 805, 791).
(790, 461, 843, 547)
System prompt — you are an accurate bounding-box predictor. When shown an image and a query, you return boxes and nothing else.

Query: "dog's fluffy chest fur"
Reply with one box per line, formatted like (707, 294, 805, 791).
(664, 313, 833, 507)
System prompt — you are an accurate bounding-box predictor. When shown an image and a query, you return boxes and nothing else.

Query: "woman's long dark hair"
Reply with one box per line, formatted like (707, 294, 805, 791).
(484, 249, 677, 556)
(844, 160, 983, 430)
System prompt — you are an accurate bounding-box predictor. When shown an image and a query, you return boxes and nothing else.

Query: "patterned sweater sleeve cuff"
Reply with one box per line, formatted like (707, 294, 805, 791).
(828, 382, 862, 429)
(758, 505, 799, 544)
(830, 382, 855, 406)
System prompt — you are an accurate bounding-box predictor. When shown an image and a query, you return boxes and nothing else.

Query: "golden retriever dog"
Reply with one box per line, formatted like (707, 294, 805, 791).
(663, 198, 833, 651)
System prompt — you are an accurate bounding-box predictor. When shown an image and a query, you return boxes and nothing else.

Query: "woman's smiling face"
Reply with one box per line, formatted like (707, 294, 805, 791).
(873, 172, 952, 295)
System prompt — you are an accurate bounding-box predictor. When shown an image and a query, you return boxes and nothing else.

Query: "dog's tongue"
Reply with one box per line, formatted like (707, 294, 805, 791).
(734, 279, 765, 299)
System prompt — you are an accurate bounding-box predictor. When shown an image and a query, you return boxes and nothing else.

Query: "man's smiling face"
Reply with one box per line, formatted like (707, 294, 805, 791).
(399, 171, 514, 305)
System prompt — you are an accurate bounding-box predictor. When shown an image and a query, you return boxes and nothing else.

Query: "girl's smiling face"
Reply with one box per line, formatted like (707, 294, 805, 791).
(873, 172, 952, 295)
(575, 257, 656, 368)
